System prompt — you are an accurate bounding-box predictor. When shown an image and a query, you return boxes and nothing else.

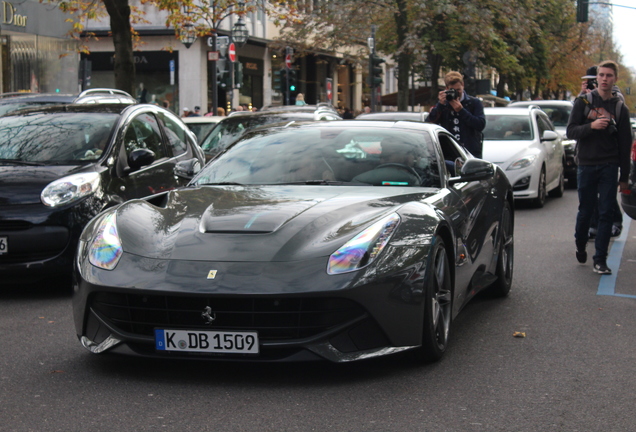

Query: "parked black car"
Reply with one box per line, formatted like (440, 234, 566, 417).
(0, 104, 204, 285)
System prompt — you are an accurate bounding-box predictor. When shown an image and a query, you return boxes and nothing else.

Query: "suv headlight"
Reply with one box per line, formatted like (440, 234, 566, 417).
(41, 172, 100, 207)
(507, 155, 537, 170)
(88, 211, 123, 270)
(327, 213, 400, 275)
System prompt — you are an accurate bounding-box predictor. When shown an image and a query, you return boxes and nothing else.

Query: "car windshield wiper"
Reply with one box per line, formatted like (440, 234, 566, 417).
(199, 182, 245, 186)
(0, 158, 47, 166)
(279, 180, 345, 185)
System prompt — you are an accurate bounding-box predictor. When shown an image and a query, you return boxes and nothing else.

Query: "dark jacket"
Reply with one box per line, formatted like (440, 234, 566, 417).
(426, 92, 486, 158)
(566, 89, 632, 183)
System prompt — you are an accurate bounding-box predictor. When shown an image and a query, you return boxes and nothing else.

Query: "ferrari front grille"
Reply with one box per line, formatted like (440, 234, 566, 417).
(90, 292, 366, 341)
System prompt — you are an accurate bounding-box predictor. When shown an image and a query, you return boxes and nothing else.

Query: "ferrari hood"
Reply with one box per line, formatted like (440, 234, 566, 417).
(115, 186, 438, 262)
(482, 140, 534, 164)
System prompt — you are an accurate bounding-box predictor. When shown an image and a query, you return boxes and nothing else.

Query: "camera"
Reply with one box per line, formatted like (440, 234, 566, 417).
(586, 78, 597, 91)
(445, 88, 458, 101)
(607, 118, 618, 135)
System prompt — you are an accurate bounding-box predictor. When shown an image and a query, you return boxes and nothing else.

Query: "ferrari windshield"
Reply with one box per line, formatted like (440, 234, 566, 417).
(193, 125, 442, 187)
(0, 112, 118, 164)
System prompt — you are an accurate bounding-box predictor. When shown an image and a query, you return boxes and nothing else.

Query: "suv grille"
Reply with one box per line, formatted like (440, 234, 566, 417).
(91, 292, 366, 341)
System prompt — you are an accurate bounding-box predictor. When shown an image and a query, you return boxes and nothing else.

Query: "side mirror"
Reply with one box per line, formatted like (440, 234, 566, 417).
(541, 130, 559, 141)
(448, 158, 495, 184)
(174, 158, 202, 179)
(128, 148, 155, 172)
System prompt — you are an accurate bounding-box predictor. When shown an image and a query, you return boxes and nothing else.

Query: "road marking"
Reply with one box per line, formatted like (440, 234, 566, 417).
(598, 215, 636, 298)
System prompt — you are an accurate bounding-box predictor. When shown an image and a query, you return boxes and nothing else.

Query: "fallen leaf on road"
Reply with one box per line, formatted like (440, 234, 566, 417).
(513, 332, 526, 338)
(50, 370, 65, 374)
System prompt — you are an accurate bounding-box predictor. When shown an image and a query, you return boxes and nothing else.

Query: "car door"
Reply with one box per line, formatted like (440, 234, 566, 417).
(435, 132, 495, 301)
(157, 110, 204, 185)
(537, 112, 561, 185)
(116, 111, 178, 199)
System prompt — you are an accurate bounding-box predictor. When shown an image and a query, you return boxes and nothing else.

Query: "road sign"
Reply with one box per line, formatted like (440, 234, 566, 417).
(207, 51, 219, 61)
(285, 54, 292, 69)
(228, 43, 236, 62)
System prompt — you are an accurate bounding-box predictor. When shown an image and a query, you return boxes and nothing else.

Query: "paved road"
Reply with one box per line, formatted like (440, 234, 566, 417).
(1, 189, 635, 432)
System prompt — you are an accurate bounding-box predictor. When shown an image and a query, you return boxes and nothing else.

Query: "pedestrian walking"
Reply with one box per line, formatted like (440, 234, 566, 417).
(426, 71, 486, 158)
(295, 93, 307, 106)
(567, 60, 632, 275)
(579, 66, 625, 240)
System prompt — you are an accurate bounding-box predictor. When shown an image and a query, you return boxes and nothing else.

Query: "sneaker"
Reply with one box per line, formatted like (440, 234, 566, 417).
(576, 246, 587, 264)
(588, 227, 597, 239)
(593, 262, 612, 275)
(611, 224, 622, 237)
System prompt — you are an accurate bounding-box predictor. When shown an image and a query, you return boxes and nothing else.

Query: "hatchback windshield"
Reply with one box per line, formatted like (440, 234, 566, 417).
(0, 113, 118, 164)
(483, 115, 534, 141)
(193, 126, 442, 188)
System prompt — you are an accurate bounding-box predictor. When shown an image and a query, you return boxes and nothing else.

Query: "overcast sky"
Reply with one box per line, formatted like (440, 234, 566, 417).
(612, 2, 636, 73)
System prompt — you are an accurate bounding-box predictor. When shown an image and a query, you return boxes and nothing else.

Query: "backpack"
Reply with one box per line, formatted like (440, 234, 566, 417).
(579, 91, 624, 122)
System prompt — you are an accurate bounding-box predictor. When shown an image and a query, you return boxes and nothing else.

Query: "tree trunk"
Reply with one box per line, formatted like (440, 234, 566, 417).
(395, 0, 409, 111)
(103, 0, 135, 95)
(496, 74, 507, 98)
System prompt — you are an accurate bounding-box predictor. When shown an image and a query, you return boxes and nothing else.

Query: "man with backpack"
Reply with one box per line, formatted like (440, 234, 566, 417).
(567, 60, 632, 275)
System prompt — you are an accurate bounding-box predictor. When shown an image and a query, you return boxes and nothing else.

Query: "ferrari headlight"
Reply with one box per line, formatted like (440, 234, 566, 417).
(507, 155, 537, 171)
(327, 213, 400, 275)
(41, 172, 100, 207)
(88, 212, 123, 270)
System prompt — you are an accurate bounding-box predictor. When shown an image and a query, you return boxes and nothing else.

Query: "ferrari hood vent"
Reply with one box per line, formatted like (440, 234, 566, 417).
(200, 200, 319, 234)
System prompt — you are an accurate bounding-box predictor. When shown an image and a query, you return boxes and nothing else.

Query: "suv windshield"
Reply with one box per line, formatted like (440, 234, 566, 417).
(0, 112, 118, 164)
(193, 126, 441, 188)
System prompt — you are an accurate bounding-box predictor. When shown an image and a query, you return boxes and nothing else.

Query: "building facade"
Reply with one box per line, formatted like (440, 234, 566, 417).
(0, 0, 78, 94)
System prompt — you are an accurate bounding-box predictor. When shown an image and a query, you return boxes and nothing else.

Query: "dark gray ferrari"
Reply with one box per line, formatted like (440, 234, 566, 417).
(73, 121, 514, 363)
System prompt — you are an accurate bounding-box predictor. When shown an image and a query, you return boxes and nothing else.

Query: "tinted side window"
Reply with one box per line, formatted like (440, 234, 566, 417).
(124, 113, 166, 160)
(159, 112, 189, 156)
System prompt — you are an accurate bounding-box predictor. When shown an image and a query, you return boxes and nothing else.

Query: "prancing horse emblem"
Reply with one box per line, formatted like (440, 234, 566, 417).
(202, 306, 216, 324)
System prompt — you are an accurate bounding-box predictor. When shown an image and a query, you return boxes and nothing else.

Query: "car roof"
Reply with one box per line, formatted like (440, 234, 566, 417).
(356, 112, 428, 121)
(182, 116, 224, 124)
(509, 100, 573, 107)
(0, 93, 77, 104)
(484, 106, 543, 116)
(1, 103, 135, 116)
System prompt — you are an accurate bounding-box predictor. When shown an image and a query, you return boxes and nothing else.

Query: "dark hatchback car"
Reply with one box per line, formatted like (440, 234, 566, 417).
(0, 104, 204, 285)
(199, 110, 341, 161)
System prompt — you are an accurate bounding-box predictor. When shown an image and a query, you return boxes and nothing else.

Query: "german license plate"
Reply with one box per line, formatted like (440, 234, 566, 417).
(0, 236, 6, 255)
(155, 329, 259, 354)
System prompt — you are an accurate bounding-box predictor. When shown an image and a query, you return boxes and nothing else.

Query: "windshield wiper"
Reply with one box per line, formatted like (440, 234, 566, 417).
(279, 180, 345, 185)
(199, 182, 245, 186)
(0, 159, 46, 166)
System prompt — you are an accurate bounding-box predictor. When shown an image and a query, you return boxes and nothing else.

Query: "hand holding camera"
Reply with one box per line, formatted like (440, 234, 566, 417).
(438, 88, 462, 112)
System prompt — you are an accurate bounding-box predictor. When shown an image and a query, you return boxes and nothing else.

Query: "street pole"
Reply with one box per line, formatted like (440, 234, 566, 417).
(369, 26, 376, 113)
(211, 33, 218, 114)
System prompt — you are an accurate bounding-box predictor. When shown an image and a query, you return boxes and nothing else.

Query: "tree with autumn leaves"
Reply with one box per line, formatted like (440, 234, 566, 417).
(54, 0, 632, 110)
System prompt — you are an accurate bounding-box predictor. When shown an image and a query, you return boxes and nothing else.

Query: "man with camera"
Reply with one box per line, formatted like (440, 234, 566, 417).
(567, 60, 632, 275)
(426, 71, 486, 158)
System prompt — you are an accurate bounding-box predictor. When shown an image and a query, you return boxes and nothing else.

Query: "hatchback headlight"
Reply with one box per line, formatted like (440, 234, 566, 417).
(41, 172, 100, 207)
(327, 213, 400, 275)
(507, 155, 537, 170)
(88, 212, 123, 270)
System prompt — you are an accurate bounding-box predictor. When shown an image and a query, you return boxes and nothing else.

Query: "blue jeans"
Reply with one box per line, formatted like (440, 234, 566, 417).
(575, 163, 620, 263)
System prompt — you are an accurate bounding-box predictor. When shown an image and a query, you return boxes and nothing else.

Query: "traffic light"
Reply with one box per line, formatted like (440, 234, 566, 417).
(369, 54, 385, 87)
(576, 0, 588, 23)
(288, 68, 297, 92)
(217, 70, 231, 90)
(234, 62, 243, 89)
(275, 69, 287, 93)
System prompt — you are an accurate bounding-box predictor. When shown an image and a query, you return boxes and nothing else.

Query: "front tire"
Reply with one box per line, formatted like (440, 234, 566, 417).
(487, 201, 514, 297)
(531, 167, 547, 208)
(415, 235, 452, 363)
(548, 168, 565, 198)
